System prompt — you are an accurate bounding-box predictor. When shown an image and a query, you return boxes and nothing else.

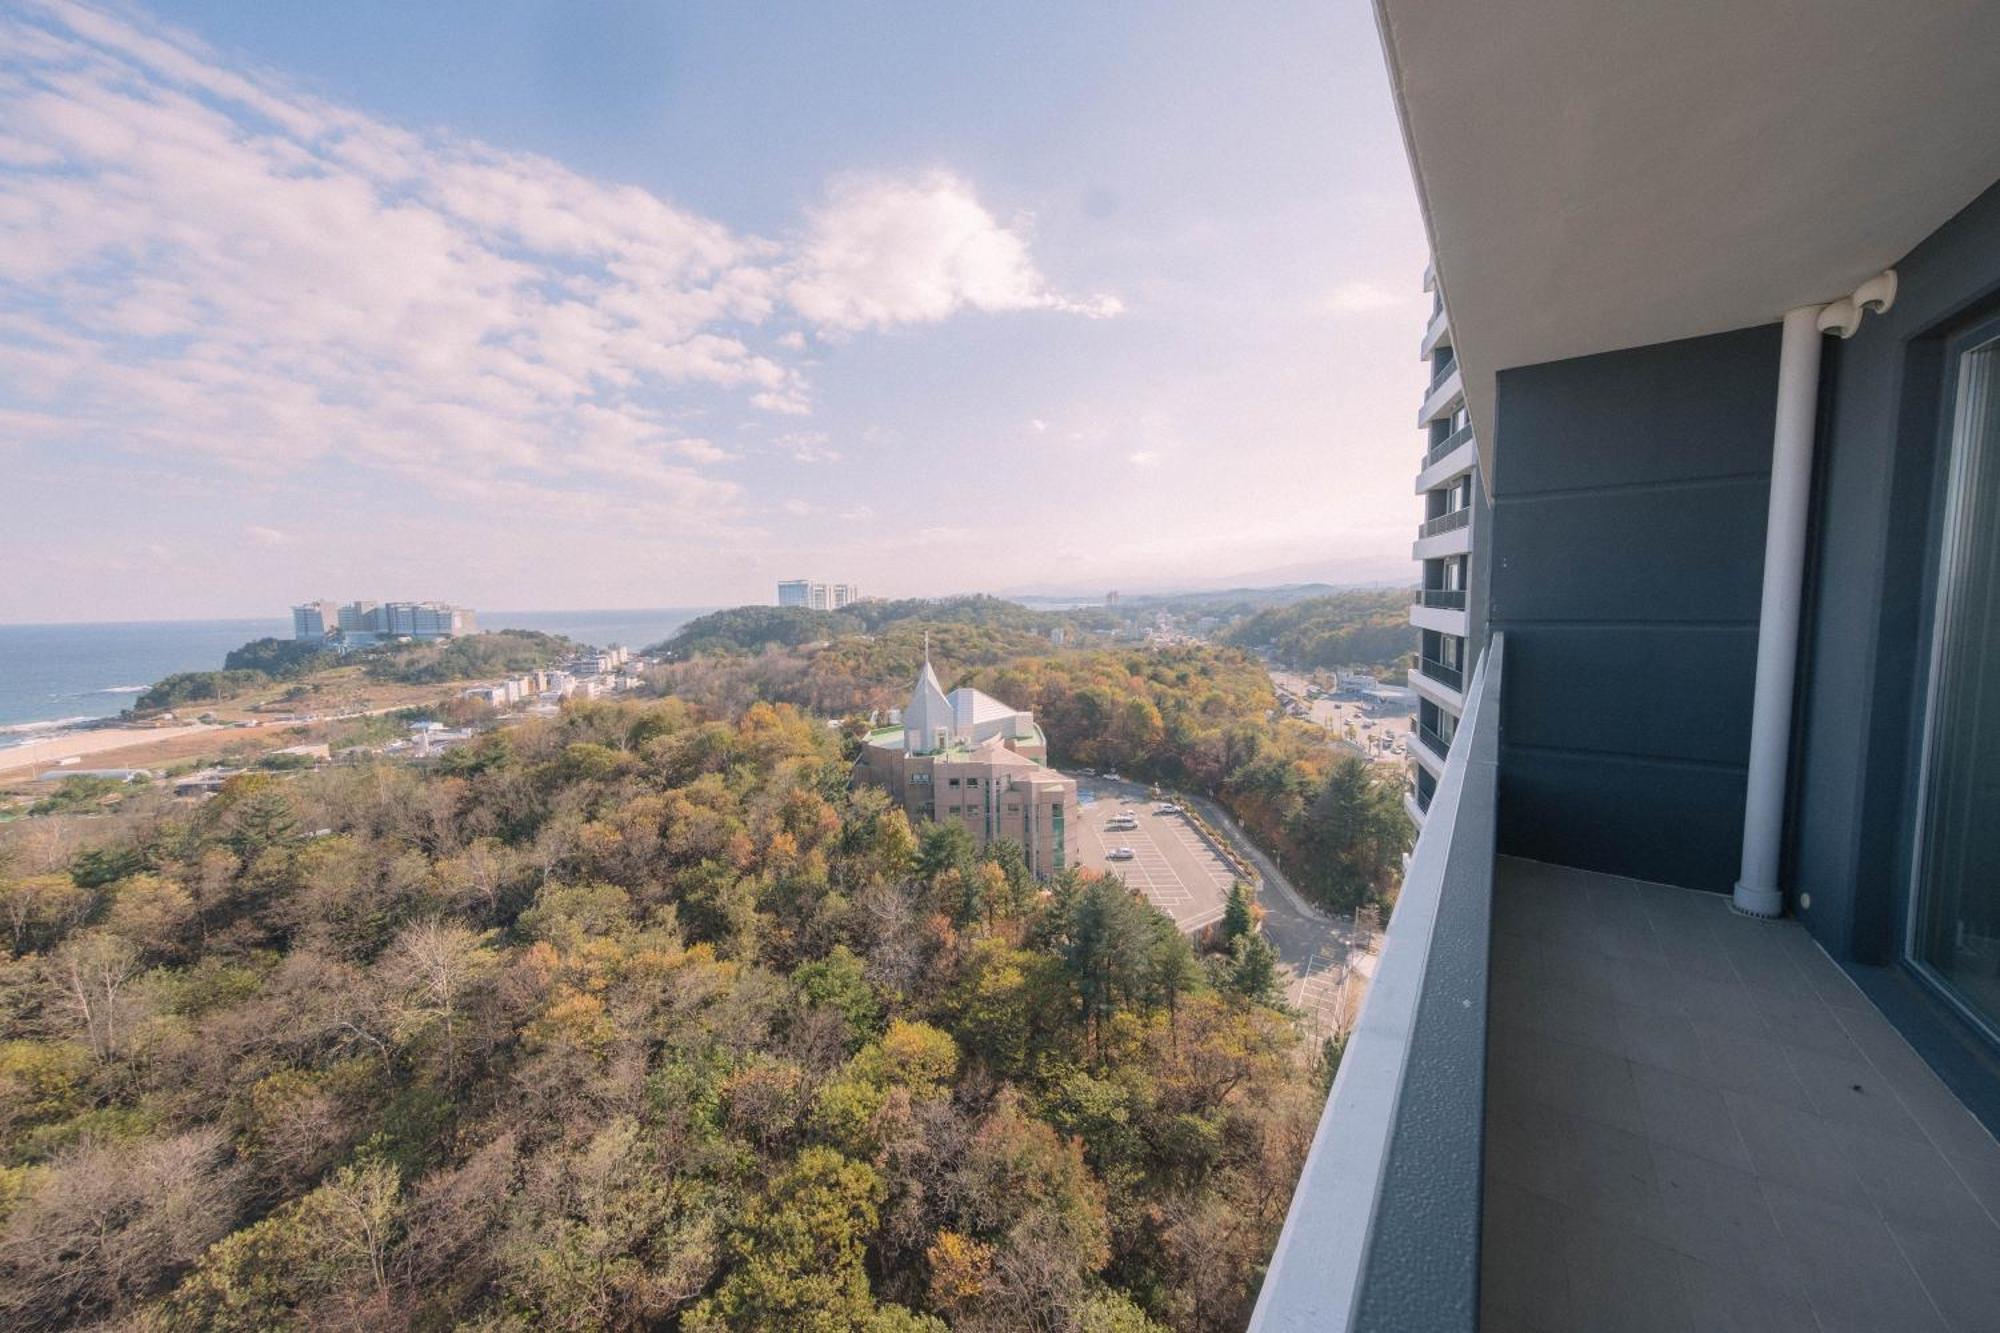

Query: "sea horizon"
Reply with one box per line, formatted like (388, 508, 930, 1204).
(0, 606, 715, 734)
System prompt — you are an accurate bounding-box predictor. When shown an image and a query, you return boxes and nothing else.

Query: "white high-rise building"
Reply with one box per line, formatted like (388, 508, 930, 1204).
(292, 601, 339, 640)
(777, 580, 860, 609)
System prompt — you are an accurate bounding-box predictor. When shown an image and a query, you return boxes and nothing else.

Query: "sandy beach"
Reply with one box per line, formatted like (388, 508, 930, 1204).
(0, 723, 220, 780)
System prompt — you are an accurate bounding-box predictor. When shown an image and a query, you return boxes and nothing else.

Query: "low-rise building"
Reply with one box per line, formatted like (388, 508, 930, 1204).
(852, 650, 1078, 878)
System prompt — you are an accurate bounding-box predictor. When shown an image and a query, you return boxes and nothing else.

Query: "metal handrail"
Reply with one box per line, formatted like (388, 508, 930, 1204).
(1421, 423, 1474, 471)
(1417, 723, 1452, 758)
(1417, 658, 1464, 692)
(1426, 355, 1458, 394)
(1419, 508, 1471, 538)
(1412, 589, 1467, 610)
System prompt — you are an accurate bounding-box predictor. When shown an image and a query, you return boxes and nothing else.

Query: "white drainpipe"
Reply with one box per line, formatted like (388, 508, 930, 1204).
(1734, 305, 1824, 918)
(1735, 274, 1896, 918)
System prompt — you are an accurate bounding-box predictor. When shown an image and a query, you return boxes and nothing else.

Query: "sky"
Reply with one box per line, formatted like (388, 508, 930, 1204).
(0, 0, 1430, 622)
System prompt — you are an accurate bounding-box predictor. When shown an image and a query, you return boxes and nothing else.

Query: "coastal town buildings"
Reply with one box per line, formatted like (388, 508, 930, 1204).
(459, 648, 641, 711)
(853, 651, 1078, 878)
(777, 579, 860, 610)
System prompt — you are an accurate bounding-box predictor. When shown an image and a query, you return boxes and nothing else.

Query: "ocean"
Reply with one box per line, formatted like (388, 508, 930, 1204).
(0, 607, 711, 735)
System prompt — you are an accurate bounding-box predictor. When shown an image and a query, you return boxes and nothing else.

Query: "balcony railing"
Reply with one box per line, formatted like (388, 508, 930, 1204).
(1416, 721, 1452, 759)
(1251, 636, 1500, 1332)
(1418, 508, 1470, 539)
(1421, 422, 1474, 471)
(1412, 588, 1466, 610)
(1416, 656, 1464, 692)
(1425, 354, 1458, 394)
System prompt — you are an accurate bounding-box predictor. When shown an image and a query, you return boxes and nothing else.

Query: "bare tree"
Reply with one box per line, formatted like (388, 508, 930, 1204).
(382, 918, 499, 1085)
(47, 929, 142, 1062)
(0, 1128, 243, 1325)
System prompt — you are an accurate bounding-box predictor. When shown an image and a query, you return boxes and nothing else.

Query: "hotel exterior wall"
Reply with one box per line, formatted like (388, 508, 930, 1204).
(853, 743, 1079, 878)
(1488, 324, 1777, 891)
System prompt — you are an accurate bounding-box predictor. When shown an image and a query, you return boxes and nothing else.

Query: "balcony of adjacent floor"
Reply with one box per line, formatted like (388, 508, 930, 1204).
(1409, 586, 1469, 637)
(1250, 635, 2000, 1333)
(1411, 654, 1465, 714)
(1412, 510, 1473, 564)
(1419, 358, 1465, 427)
(1420, 301, 1452, 360)
(1415, 422, 1476, 493)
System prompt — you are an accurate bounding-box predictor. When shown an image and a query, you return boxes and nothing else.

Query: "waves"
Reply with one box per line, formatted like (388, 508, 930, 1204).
(0, 715, 94, 750)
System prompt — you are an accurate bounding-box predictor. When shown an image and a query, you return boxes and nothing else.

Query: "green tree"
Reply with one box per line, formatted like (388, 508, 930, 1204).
(1220, 881, 1254, 944)
(1288, 755, 1410, 912)
(794, 945, 884, 1046)
(687, 1148, 886, 1332)
(1222, 932, 1283, 1008)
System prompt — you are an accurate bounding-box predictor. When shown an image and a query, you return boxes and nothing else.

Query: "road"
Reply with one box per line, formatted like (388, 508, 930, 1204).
(1077, 773, 1378, 1040)
(1181, 790, 1378, 1039)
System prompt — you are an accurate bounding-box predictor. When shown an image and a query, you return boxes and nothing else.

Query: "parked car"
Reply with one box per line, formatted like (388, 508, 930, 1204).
(1107, 847, 1135, 860)
(1154, 803, 1181, 814)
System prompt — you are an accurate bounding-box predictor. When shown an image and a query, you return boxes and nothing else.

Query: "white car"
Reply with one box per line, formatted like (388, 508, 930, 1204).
(1154, 803, 1181, 814)
(1107, 847, 1136, 860)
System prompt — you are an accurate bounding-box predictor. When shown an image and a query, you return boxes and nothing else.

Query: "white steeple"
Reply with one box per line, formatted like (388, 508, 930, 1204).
(904, 634, 953, 753)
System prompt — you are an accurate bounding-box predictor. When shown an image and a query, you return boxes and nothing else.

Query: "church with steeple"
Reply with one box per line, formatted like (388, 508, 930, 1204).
(853, 640, 1079, 876)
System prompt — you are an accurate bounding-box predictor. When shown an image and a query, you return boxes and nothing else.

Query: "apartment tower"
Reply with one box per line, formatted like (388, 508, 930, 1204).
(1408, 263, 1478, 826)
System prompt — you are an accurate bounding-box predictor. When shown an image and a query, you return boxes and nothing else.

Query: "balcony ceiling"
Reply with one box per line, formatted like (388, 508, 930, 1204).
(1375, 0, 2000, 471)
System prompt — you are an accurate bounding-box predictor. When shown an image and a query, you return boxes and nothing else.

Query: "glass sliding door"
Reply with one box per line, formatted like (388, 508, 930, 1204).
(1911, 326, 2000, 1037)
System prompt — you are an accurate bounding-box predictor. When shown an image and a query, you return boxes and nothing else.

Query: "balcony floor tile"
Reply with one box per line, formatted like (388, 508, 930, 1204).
(1484, 856, 2000, 1333)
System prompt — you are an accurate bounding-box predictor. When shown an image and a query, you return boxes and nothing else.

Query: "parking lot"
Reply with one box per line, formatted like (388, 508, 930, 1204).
(1074, 776, 1235, 933)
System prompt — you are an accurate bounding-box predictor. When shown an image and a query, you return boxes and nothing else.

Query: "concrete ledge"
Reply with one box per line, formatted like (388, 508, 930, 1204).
(1250, 635, 1502, 1333)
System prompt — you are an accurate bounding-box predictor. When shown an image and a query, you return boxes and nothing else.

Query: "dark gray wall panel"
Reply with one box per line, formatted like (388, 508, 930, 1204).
(1495, 324, 1779, 495)
(1501, 624, 1757, 766)
(1499, 749, 1747, 892)
(1490, 480, 1769, 624)
(1491, 327, 1779, 892)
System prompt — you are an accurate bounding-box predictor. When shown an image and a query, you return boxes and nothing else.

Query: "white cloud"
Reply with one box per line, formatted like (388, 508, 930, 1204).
(779, 431, 842, 464)
(1028, 418, 1049, 434)
(1322, 280, 1405, 314)
(1127, 450, 1160, 466)
(244, 524, 287, 546)
(0, 3, 1112, 535)
(787, 171, 1122, 332)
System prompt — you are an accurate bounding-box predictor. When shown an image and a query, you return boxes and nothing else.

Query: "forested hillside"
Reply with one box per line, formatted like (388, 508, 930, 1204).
(655, 616, 1067, 722)
(133, 632, 576, 714)
(656, 596, 1093, 661)
(0, 698, 1322, 1331)
(1221, 589, 1414, 672)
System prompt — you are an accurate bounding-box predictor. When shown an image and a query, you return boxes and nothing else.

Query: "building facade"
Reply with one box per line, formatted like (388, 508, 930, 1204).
(853, 655, 1079, 878)
(317, 600, 473, 641)
(1407, 264, 1479, 827)
(291, 600, 338, 640)
(777, 579, 860, 610)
